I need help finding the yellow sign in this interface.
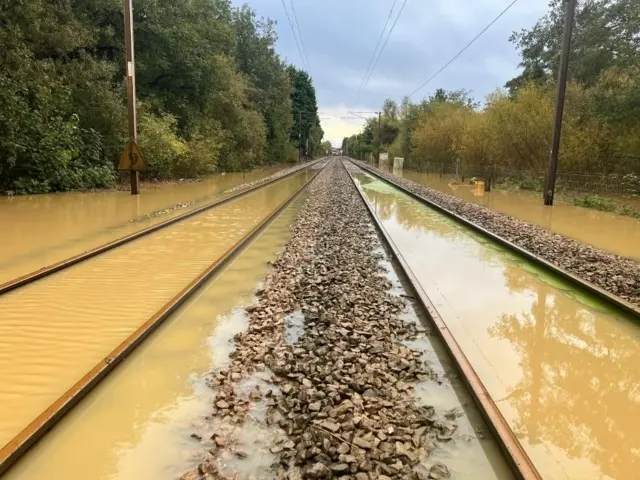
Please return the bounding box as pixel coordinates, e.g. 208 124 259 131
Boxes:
118 140 147 171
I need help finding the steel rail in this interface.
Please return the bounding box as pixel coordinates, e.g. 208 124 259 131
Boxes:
0 159 325 296
350 159 640 319
343 159 541 480
0 159 330 475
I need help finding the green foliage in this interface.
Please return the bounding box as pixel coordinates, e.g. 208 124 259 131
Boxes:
288 67 323 157
572 195 640 219
507 0 640 93
0 0 324 194
319 141 333 156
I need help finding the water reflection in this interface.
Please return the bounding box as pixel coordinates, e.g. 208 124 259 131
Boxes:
376 167 640 261
353 172 640 480
490 284 640 480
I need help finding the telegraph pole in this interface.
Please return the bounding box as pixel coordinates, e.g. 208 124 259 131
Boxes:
123 0 139 195
298 112 302 162
376 111 382 163
544 0 577 206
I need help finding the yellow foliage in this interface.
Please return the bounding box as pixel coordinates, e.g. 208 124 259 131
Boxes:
406 82 624 177
411 102 469 168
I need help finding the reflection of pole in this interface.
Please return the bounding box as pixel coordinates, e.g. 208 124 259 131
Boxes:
124 0 139 195
544 0 576 206
529 288 547 443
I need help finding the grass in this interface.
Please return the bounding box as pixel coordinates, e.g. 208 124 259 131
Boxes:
572 195 640 219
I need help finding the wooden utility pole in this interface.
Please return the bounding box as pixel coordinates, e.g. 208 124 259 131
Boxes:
298 112 302 162
124 0 139 195
376 111 381 163
544 0 577 206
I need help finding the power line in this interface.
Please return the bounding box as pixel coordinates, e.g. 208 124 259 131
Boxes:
407 0 520 98
280 0 309 71
358 0 409 104
289 1 312 72
353 0 397 109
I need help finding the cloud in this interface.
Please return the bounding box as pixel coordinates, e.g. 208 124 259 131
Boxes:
319 105 374 147
241 0 548 141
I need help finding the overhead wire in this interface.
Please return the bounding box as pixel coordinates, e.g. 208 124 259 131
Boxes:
280 0 309 72
357 0 410 106
407 0 521 98
352 0 397 109
289 1 312 73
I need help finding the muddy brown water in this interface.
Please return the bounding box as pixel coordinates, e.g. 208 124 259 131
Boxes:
2 194 307 479
0 165 286 285
0 169 312 451
353 171 640 480
377 166 640 261
3 175 511 479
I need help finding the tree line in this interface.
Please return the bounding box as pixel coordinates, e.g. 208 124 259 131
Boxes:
0 0 323 194
343 0 640 193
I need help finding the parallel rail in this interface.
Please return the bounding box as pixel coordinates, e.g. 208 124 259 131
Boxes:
351 159 640 319
0 159 323 296
343 160 541 480
0 159 328 475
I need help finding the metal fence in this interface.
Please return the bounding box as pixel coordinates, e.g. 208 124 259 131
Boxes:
403 160 640 195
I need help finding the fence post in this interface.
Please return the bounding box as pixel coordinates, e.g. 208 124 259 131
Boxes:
484 165 491 192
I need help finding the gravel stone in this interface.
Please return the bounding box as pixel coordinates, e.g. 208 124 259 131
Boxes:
353 160 640 307
187 160 452 479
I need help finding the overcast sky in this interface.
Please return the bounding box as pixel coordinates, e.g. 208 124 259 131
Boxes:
241 0 548 146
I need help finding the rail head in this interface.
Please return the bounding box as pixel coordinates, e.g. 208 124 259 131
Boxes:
349 159 640 320
0 159 331 476
341 159 542 480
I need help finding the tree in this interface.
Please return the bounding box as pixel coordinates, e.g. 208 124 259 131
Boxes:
0 0 310 192
320 141 332 156
507 0 640 94
288 66 323 158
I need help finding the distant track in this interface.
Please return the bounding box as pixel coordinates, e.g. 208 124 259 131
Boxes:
351 160 640 319
343 158 541 480
0 159 324 296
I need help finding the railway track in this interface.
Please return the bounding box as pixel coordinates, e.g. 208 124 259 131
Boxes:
0 159 324 296
343 160 539 479
3 158 636 479
352 160 639 319
344 158 640 480
0 159 329 474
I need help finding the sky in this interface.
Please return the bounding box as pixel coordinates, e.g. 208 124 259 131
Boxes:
241 0 549 147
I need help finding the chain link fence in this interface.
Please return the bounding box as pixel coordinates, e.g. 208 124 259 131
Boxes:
402 158 640 195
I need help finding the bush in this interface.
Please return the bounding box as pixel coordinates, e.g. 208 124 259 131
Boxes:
138 111 189 180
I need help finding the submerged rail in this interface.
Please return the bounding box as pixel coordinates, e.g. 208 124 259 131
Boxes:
0 159 324 296
351 160 640 319
343 160 541 480
0 160 329 475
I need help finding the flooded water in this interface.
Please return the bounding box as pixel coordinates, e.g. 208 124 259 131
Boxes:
379 167 640 261
3 194 306 480
352 171 640 480
0 165 286 284
0 169 312 450
375 247 512 479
